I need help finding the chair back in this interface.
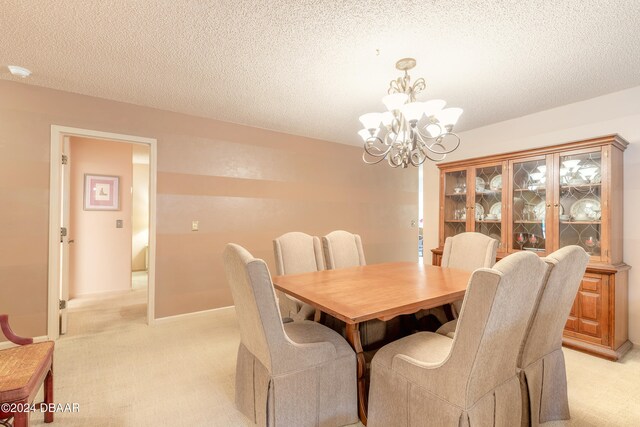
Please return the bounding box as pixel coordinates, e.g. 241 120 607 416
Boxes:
448 251 548 405
322 230 366 269
273 232 325 275
441 232 499 271
520 246 589 367
223 243 288 371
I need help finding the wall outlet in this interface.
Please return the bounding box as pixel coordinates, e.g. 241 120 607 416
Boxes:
116 219 123 228
192 220 199 231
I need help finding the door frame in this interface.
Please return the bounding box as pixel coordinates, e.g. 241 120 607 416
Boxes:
47 125 158 340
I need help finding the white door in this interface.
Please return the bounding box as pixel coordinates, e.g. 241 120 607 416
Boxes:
59 136 71 334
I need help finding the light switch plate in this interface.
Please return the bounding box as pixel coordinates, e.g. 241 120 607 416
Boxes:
192 220 199 231
116 219 123 228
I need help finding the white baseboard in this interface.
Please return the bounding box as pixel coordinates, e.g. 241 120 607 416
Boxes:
152 305 234 325
0 335 50 350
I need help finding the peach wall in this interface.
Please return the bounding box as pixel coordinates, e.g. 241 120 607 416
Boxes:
132 147 150 272
0 80 417 338
423 85 640 344
69 137 133 297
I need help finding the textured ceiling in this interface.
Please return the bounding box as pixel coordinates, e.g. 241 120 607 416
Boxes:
2 1 640 146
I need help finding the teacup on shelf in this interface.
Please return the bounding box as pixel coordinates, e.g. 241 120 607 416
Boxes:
574 214 589 221
486 214 497 220
559 214 570 221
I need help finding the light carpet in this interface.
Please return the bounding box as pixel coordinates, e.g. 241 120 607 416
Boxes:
25 290 639 426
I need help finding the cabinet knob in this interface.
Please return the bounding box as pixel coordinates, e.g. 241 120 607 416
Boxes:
554 203 559 207
546 204 551 208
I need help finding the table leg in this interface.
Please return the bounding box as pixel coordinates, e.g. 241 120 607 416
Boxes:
345 322 367 425
314 309 322 323
44 365 54 423
13 399 29 427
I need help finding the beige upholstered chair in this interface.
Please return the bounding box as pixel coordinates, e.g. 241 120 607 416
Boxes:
273 232 325 321
519 246 589 426
322 230 366 270
322 230 388 347
434 232 499 336
368 251 549 426
441 232 500 272
223 243 358 427
442 232 499 315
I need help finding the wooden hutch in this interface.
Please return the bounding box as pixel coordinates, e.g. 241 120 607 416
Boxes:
431 134 631 360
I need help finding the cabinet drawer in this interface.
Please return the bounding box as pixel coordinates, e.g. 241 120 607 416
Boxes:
581 276 601 293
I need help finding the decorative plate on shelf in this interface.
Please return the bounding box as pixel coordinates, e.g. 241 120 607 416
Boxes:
475 177 486 192
533 201 563 220
570 198 601 220
568 176 587 185
475 203 485 218
490 174 502 191
533 202 546 220
489 202 501 218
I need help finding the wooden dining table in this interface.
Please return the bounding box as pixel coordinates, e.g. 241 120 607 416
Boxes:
272 261 472 425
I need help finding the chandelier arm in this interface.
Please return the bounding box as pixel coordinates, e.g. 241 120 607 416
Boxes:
419 143 447 162
363 151 391 165
388 150 405 168
364 137 394 158
364 147 392 158
421 132 461 155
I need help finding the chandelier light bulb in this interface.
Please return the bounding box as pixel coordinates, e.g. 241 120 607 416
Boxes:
382 93 409 111
380 111 394 127
400 102 425 123
358 112 382 130
423 99 446 117
436 107 463 127
358 128 381 141
426 123 442 138
358 129 372 141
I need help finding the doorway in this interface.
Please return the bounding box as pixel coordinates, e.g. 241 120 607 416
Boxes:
48 126 157 340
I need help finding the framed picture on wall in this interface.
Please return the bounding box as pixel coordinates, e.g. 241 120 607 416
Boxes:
84 174 120 210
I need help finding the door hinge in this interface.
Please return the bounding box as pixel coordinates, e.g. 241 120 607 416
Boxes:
60 227 67 243
61 154 68 165
59 299 67 310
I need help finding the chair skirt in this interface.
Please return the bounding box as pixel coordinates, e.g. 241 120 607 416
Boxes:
520 348 570 427
235 343 357 426
368 363 522 427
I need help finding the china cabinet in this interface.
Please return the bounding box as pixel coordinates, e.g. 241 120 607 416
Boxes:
431 135 631 360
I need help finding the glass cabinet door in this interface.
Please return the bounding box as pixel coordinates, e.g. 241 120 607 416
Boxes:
556 149 603 260
510 157 550 254
442 169 468 242
473 164 504 249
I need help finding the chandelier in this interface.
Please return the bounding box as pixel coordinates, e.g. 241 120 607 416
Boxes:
359 58 463 168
